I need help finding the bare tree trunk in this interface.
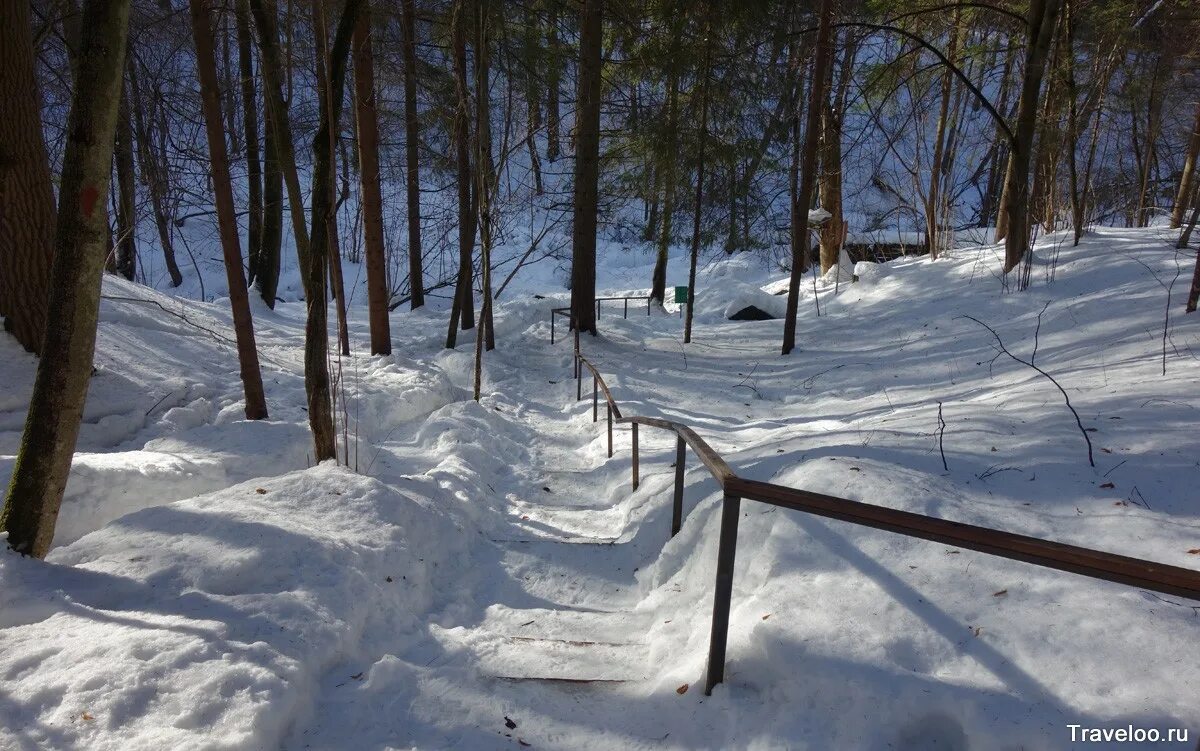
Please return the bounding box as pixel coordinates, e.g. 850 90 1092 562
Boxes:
0 0 57 354
818 30 854 274
446 0 475 348
1135 52 1170 227
258 88 283 305
400 0 424 308
546 4 560 163
235 0 263 287
683 13 712 345
1064 0 1084 245
981 38 1015 229
306 0 363 461
473 0 497 399
248 0 311 292
651 21 681 304
1171 101 1200 229
189 0 269 421
1002 0 1062 276
570 0 602 336
114 78 137 281
354 5 391 354
926 11 960 260
2 0 132 557
312 0 350 358
782 0 834 355
128 62 183 287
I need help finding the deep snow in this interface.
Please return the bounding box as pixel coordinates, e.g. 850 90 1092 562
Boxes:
1 228 1198 750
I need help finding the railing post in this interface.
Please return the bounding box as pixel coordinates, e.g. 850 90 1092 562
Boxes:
631 423 639 490
624 298 628 318
577 360 582 401
704 493 742 695
672 436 685 537
597 300 600 320
647 296 651 316
593 376 598 422
551 312 555 344
607 404 613 458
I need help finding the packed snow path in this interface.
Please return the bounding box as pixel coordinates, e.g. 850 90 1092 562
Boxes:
2 229 1198 749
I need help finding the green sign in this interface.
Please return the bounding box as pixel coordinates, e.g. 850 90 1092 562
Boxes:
674 285 689 304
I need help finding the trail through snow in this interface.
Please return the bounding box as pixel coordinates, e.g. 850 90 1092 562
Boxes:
1 228 1198 750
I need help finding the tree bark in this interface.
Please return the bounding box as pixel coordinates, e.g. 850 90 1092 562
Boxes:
782 0 834 356
1171 101 1200 229
651 16 681 304
114 78 137 281
926 12 960 260
473 0 496 399
128 61 183 287
400 0 424 309
570 0 602 336
1002 0 1061 275
235 0 263 288
189 0 269 421
684 13 712 345
248 0 312 292
258 98 283 305
446 0 475 348
354 5 391 354
2 0 132 557
546 4 560 163
0 0 57 354
312 0 351 359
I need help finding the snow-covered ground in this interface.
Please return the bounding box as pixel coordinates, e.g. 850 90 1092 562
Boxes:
2 228 1198 750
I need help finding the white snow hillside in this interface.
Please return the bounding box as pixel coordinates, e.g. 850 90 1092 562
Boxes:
1 228 1199 750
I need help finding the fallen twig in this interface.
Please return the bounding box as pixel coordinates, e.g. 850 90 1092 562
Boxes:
961 313 1094 467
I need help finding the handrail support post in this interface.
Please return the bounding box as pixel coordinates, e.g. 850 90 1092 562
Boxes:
704 493 741 695
607 404 613 457
631 423 639 489
672 436 685 537
593 376 598 422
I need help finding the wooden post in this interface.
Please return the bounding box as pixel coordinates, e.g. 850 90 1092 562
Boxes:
672 435 685 536
704 493 741 695
631 422 639 489
607 403 613 457
593 375 598 422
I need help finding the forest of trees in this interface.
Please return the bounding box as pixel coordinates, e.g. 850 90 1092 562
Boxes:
3 0 1200 556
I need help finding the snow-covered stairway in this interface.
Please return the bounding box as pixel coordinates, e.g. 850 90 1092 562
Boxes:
443 605 651 682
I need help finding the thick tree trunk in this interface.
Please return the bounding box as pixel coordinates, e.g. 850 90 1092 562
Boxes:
446 0 475 349
1002 0 1061 275
114 79 137 281
248 0 312 292
400 0 424 309
1171 101 1200 229
782 0 834 355
2 0 132 557
235 0 263 286
570 0 602 336
189 0 269 421
306 0 363 462
354 6 391 355
0 0 57 354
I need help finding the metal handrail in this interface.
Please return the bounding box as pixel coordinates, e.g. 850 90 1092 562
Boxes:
567 345 1200 696
550 293 660 344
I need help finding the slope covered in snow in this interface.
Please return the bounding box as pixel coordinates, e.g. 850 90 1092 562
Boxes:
1 228 1198 750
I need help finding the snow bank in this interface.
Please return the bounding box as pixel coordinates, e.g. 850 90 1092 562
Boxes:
0 465 470 750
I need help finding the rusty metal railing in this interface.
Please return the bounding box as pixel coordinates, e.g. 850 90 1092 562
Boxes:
565 339 1200 696
550 294 657 344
